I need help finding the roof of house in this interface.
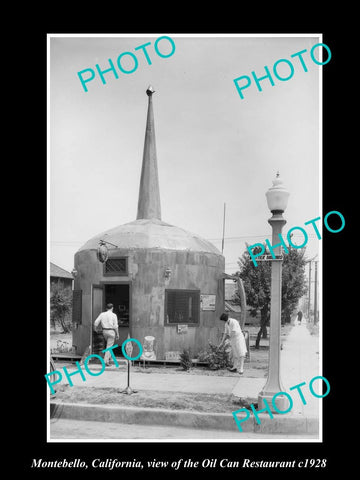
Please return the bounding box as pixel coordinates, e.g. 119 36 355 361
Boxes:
50 262 73 279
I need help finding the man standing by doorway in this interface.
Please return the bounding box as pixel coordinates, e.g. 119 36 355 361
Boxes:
94 303 119 366
219 313 247 375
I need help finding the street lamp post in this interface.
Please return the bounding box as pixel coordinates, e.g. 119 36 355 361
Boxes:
258 172 290 412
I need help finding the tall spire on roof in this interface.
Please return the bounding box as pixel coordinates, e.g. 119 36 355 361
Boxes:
136 85 162 220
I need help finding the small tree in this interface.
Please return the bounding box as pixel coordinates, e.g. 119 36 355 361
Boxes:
237 245 271 348
50 283 72 333
237 243 307 348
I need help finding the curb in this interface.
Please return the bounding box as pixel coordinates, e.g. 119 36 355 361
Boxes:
50 402 319 435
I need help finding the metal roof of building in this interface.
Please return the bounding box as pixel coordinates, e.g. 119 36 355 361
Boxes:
78 218 222 256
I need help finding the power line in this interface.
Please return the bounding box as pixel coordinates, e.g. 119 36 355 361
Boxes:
51 233 320 248
207 234 319 242
51 241 84 245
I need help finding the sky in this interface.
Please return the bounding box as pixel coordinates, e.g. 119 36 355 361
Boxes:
49 34 322 275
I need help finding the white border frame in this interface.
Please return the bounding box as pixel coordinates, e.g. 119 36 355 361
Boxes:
47 32 323 444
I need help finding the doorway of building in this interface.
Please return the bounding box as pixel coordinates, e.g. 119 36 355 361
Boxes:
92 283 131 358
104 283 130 357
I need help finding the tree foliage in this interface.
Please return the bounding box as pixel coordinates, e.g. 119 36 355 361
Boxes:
281 247 308 323
50 283 73 333
236 244 307 346
239 245 272 317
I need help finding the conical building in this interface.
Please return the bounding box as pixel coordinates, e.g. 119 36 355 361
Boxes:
72 87 226 359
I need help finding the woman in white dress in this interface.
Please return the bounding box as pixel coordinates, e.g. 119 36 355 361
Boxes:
219 313 247 374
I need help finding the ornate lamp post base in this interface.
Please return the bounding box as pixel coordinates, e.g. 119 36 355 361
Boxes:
258 392 289 413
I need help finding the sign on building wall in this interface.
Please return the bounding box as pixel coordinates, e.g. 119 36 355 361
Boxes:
200 294 216 311
165 351 181 361
177 324 188 334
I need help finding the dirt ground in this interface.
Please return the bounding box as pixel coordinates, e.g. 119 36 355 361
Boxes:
51 324 295 412
53 385 242 413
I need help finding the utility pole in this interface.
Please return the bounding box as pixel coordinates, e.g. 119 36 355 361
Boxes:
221 202 226 254
308 261 312 321
314 261 318 325
306 255 317 323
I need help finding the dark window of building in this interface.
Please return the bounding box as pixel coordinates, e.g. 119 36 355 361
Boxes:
165 289 200 324
72 290 82 324
104 257 128 276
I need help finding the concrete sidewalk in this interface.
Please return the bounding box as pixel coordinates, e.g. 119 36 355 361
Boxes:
53 361 247 394
50 319 321 437
280 320 321 416
232 319 321 417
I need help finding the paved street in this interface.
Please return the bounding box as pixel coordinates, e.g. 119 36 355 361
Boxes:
50 418 317 441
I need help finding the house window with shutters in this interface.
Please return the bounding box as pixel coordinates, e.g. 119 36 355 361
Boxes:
165 289 200 324
103 257 128 276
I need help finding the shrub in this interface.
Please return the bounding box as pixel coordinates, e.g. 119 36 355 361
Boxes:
50 283 72 333
179 349 193 371
197 341 232 370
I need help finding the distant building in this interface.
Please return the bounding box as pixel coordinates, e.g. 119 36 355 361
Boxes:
50 262 73 290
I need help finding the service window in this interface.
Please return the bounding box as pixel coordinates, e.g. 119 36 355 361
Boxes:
165 289 200 324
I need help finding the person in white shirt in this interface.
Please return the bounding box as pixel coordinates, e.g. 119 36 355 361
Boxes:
219 313 247 374
94 303 119 366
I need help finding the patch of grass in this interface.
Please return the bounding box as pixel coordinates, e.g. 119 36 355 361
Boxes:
53 385 242 413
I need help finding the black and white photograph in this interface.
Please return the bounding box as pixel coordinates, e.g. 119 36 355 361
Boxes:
21 28 350 474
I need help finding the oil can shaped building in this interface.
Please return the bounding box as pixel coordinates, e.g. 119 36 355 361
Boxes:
72 87 228 360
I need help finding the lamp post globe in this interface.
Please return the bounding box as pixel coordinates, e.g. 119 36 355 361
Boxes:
265 171 290 214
